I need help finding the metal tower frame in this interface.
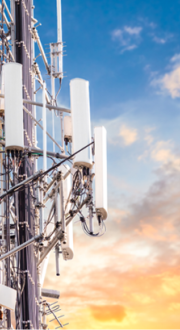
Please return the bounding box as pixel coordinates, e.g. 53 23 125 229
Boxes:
0 1 108 329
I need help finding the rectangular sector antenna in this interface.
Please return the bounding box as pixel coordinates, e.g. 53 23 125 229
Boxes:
94 126 108 220
0 284 17 310
70 78 92 168
4 63 24 151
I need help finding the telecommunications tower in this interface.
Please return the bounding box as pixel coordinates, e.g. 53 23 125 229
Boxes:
0 0 108 329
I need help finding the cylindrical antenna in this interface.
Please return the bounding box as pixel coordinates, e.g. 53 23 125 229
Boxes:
56 0 63 79
56 0 62 43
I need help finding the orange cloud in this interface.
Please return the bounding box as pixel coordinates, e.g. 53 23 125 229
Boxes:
119 124 138 145
151 140 180 170
43 167 180 329
90 305 126 322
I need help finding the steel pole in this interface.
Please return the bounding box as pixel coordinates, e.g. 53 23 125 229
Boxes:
0 234 42 262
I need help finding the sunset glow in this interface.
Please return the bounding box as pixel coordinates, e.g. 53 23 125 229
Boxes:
36 0 180 328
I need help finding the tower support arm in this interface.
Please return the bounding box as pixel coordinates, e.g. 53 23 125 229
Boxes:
0 234 42 261
0 170 42 201
32 28 50 75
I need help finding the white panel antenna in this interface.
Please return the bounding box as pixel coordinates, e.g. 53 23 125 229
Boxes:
0 284 16 311
4 63 24 151
70 78 92 168
94 126 108 220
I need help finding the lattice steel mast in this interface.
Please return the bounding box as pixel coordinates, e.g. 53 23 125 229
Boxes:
0 1 108 329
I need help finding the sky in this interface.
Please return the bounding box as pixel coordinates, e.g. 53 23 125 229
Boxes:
33 0 180 329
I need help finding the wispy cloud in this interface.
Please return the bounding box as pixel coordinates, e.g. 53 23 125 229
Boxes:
139 136 180 171
121 44 137 54
112 21 173 54
152 36 166 44
124 26 142 35
150 31 173 45
151 140 180 170
119 124 138 146
44 165 180 329
93 116 138 147
151 53 180 98
111 25 142 53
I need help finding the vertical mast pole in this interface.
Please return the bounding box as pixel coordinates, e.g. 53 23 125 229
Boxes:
10 0 15 60
56 0 64 150
5 154 11 328
57 0 63 78
51 46 55 153
43 82 47 174
56 0 62 43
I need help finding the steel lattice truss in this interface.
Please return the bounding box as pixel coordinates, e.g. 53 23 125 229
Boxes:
0 1 107 329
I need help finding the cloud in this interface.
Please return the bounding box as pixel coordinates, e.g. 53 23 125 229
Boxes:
112 21 172 55
145 134 154 146
112 25 142 53
44 164 180 329
90 305 126 322
124 26 142 35
160 68 180 98
151 140 180 170
121 167 180 245
153 36 166 44
151 31 173 45
108 207 128 224
93 116 138 147
151 53 180 98
171 54 180 64
121 44 137 53
149 22 156 29
119 124 138 145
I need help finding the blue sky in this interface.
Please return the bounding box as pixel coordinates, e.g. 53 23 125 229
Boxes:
32 1 180 328
34 0 180 209
35 0 180 109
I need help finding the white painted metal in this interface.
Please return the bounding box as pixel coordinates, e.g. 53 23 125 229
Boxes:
94 126 108 220
43 82 47 173
59 42 63 78
10 0 16 59
52 83 55 152
0 262 2 284
0 284 16 310
64 116 72 142
0 93 71 113
4 63 24 151
42 83 46 238
33 28 50 75
60 113 64 151
50 43 55 152
4 0 14 23
70 78 92 168
51 42 63 79
57 0 62 43
56 0 63 78
0 65 4 111
41 288 60 299
31 0 37 170
61 165 74 260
